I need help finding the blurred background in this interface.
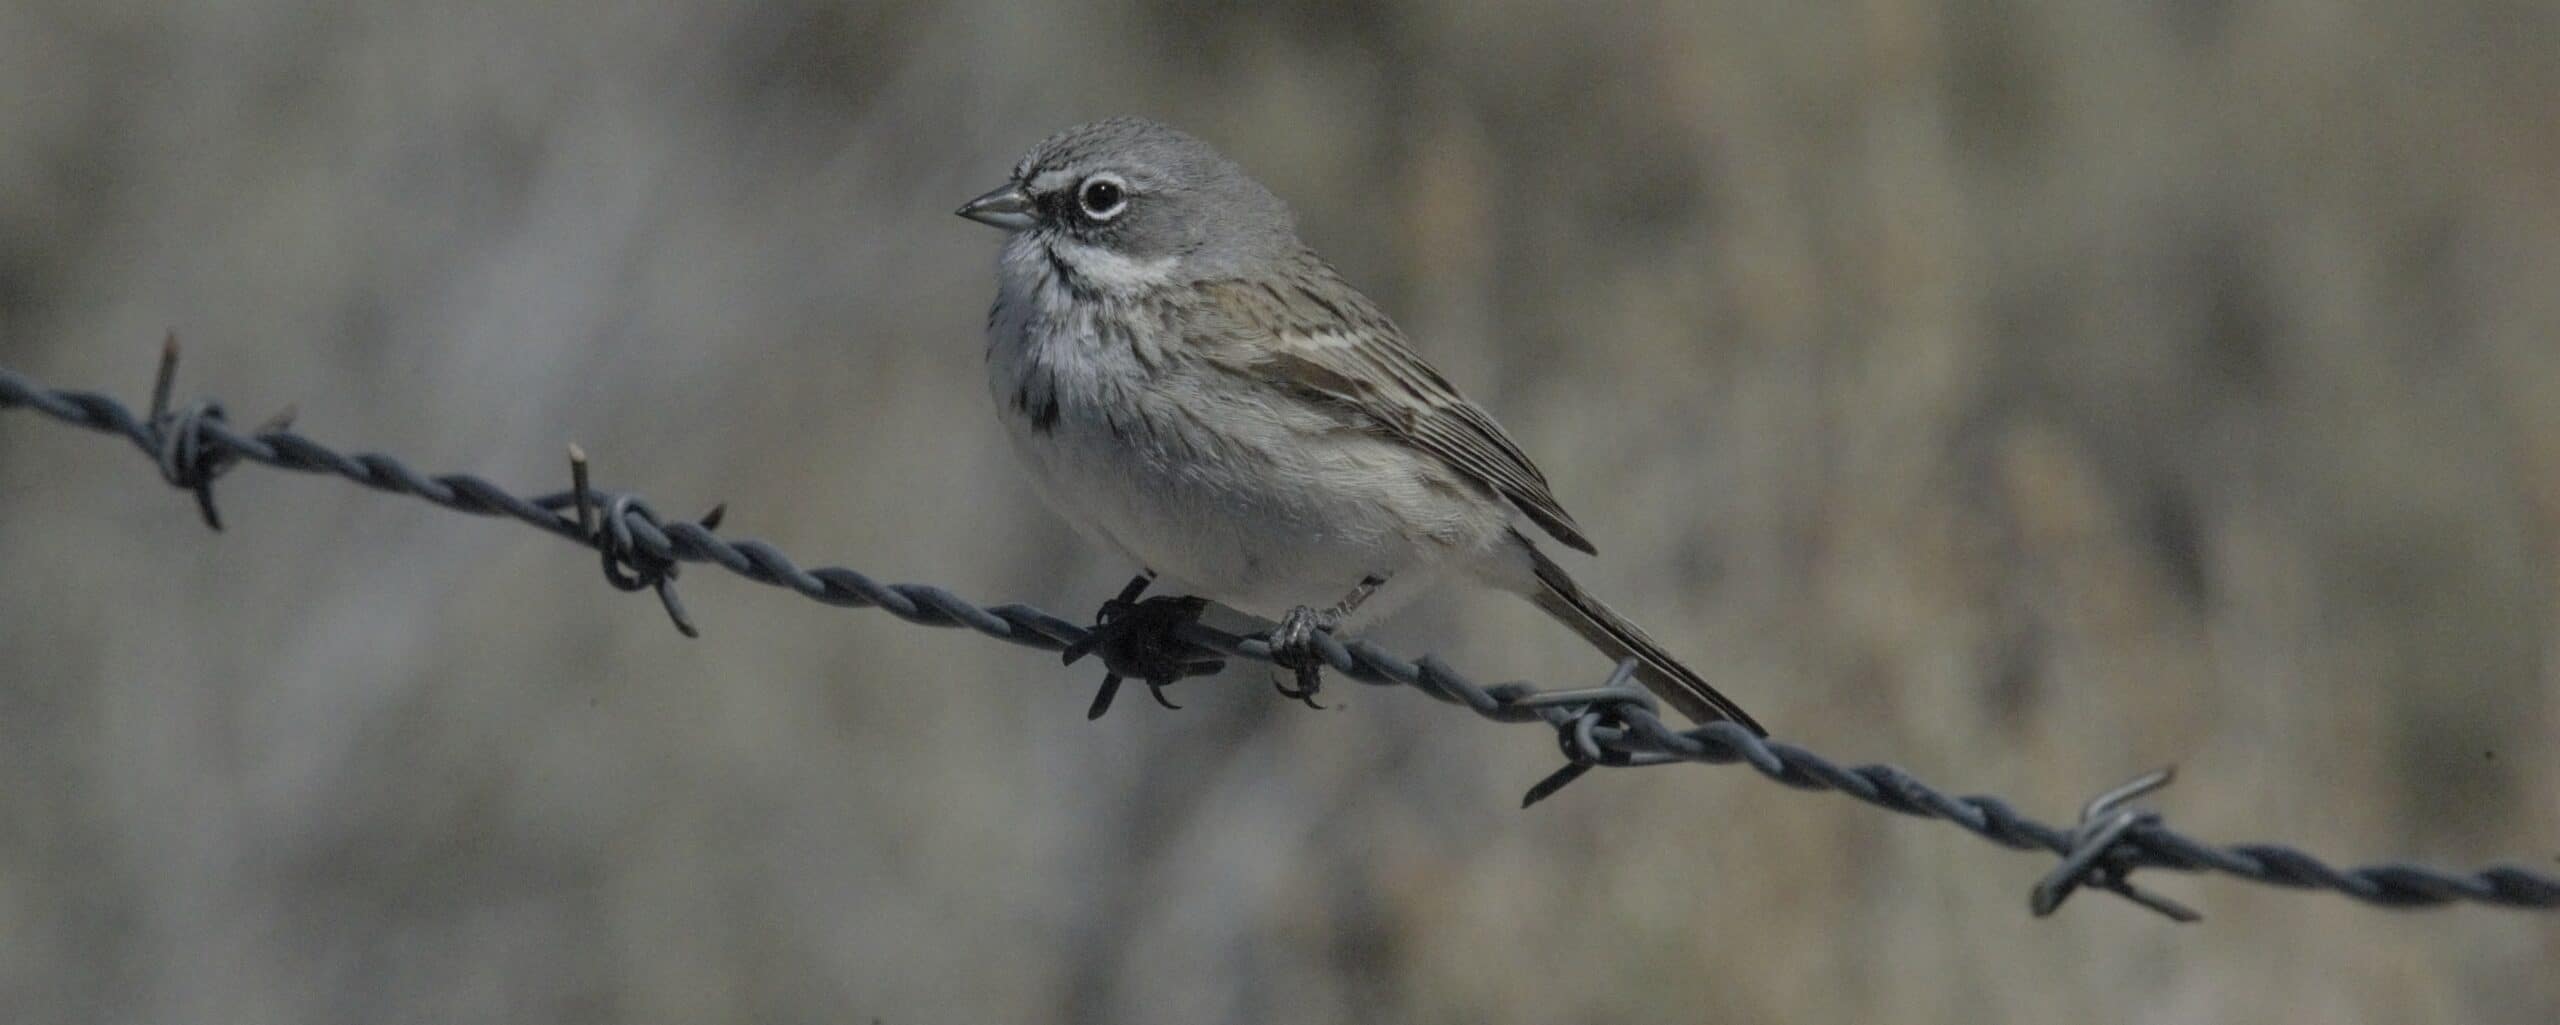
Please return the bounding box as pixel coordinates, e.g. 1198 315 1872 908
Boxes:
2 1 2556 1022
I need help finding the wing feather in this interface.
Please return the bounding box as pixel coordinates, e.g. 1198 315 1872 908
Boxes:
1191 258 1597 555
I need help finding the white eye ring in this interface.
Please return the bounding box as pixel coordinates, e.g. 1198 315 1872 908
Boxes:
1076 174 1129 221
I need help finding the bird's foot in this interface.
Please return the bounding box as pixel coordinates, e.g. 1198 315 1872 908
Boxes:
1267 605 1337 710
1063 584 1222 719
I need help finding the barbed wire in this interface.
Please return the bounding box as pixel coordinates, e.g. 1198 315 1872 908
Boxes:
5 340 2558 922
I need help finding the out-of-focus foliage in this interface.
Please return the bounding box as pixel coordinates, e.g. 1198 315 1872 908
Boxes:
1 2 2554 1022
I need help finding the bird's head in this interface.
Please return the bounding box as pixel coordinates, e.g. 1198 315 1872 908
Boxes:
957 117 1298 288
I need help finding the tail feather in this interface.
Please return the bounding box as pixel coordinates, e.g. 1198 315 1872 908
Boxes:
1522 546 1767 736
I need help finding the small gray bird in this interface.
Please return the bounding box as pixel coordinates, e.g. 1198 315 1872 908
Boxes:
958 116 1763 734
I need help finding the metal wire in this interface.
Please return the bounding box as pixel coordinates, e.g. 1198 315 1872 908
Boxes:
6 345 2558 921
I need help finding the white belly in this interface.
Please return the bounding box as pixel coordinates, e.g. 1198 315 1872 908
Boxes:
1002 404 1477 617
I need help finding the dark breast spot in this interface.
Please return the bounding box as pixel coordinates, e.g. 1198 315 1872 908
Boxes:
1017 384 1060 434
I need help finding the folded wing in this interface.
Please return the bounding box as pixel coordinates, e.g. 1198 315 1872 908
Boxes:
1191 259 1597 555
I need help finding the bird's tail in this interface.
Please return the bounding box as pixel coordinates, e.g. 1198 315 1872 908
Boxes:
1520 544 1767 735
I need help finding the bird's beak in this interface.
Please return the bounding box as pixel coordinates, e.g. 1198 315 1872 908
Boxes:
955 184 1036 230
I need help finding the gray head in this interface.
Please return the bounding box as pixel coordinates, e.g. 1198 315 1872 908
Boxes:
957 117 1299 281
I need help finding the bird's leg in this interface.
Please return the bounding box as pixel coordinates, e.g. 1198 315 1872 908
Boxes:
1269 574 1386 709
1063 570 1222 718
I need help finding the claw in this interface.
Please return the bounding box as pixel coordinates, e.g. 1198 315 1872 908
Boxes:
1274 664 1325 709
1266 604 1335 710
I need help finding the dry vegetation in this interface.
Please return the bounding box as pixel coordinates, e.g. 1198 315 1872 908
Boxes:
2 1 2555 1022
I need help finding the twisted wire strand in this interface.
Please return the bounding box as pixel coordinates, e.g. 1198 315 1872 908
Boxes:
6 357 2557 919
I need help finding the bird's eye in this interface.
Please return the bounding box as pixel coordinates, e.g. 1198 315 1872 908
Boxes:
1077 176 1127 220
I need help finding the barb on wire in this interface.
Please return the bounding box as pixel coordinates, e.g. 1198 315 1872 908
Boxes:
5 345 2560 922
1059 574 1227 718
2032 768 2201 921
145 333 297 530
567 443 727 637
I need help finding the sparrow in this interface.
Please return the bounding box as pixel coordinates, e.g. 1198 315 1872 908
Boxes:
957 117 1763 734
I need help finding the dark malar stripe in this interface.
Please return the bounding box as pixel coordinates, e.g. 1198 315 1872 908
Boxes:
1041 244 1101 304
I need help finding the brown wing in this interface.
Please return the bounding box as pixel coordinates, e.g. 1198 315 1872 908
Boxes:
1193 260 1597 555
